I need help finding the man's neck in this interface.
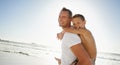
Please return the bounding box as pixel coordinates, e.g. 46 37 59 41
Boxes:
62 25 71 29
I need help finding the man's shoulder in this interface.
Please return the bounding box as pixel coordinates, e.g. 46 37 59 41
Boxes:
63 32 80 41
63 32 81 47
65 32 78 35
64 32 79 37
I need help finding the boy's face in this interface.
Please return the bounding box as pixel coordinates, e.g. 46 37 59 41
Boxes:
72 17 85 29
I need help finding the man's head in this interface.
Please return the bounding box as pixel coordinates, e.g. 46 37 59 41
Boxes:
58 7 72 28
72 14 86 29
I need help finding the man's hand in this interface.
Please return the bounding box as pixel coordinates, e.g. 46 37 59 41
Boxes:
55 57 61 65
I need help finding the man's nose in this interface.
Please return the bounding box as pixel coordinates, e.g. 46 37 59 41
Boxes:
59 18 64 22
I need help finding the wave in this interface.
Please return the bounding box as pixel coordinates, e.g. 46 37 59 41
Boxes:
97 52 120 61
0 50 29 56
0 39 120 62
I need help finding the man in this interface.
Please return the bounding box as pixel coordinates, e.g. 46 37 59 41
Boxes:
56 7 92 65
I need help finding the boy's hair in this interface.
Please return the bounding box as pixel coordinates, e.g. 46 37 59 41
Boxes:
61 7 72 18
73 14 85 21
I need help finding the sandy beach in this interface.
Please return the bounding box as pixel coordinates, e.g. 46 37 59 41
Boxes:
0 50 58 65
0 40 59 65
0 40 120 65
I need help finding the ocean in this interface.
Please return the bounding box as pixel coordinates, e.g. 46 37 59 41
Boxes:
0 40 120 65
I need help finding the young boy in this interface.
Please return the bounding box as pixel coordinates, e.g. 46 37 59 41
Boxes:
57 14 97 65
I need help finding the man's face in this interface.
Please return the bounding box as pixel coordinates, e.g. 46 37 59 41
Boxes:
72 17 85 29
58 11 71 28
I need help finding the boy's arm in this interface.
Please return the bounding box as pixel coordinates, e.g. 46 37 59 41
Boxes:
64 28 80 34
57 31 65 40
64 28 87 35
70 43 92 65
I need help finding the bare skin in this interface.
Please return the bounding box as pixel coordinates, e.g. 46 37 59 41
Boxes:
64 17 97 60
64 28 97 60
55 43 92 65
55 57 61 65
70 43 92 65
57 16 97 64
56 10 92 65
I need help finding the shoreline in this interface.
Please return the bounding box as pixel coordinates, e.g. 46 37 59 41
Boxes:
0 40 120 65
0 51 58 65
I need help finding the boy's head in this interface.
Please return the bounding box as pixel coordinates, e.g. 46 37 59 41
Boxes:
72 14 86 29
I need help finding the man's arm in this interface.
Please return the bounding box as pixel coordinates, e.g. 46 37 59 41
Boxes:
70 43 92 65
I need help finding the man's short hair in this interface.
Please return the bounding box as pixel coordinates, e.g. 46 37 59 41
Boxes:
61 7 72 18
73 14 85 21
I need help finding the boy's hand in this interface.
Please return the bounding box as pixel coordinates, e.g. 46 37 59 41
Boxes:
57 31 64 40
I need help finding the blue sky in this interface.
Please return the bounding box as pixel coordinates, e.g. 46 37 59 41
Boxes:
0 0 120 53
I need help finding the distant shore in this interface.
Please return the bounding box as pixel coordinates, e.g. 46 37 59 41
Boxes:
0 39 120 65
